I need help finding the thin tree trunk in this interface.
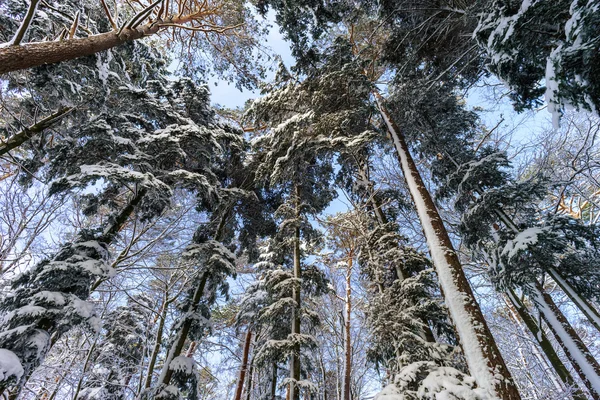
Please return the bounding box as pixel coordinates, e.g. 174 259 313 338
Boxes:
374 93 520 400
342 257 352 400
71 339 98 400
547 268 600 333
271 363 278 400
234 330 253 400
156 273 208 386
144 292 169 389
155 204 231 388
0 107 73 156
289 185 302 400
244 355 255 400
357 161 436 342
531 282 600 398
505 289 585 399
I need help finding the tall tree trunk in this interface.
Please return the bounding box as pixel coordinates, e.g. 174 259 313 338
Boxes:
374 93 520 400
244 355 255 400
531 283 600 399
271 363 278 400
356 161 436 342
505 289 586 399
289 185 302 400
342 257 352 400
155 204 231 388
234 330 253 400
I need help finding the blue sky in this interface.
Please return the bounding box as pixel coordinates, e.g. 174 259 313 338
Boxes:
209 10 294 108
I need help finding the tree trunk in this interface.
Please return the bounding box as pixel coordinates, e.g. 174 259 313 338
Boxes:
144 292 169 389
271 362 278 400
0 30 136 75
289 185 302 400
357 161 436 342
505 289 585 399
531 282 600 398
234 330 253 400
493 208 600 333
0 188 146 396
156 273 208 387
547 268 600 333
244 355 255 400
155 204 231 387
342 257 352 400
0 9 217 75
374 93 520 400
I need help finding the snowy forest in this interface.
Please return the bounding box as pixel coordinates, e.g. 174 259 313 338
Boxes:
0 0 599 399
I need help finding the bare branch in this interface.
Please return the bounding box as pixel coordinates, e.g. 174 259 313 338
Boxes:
10 0 41 46
100 0 118 30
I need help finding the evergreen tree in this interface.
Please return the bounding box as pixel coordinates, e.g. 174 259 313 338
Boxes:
0 73 230 394
0 0 263 82
77 294 154 399
475 0 600 120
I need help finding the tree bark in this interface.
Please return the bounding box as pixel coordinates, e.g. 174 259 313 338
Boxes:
289 184 302 400
234 330 253 400
374 93 520 400
531 282 600 399
0 30 140 75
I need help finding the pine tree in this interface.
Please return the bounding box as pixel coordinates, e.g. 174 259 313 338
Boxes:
0 0 262 80
245 62 343 400
475 0 600 121
76 294 154 399
0 73 232 394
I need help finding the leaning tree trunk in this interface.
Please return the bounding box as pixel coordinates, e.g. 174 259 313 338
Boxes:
546 267 600 333
505 289 586 399
493 208 600 333
531 282 600 399
144 290 170 389
289 184 302 400
234 330 253 400
356 161 436 342
156 273 208 387
374 93 521 400
155 204 231 388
